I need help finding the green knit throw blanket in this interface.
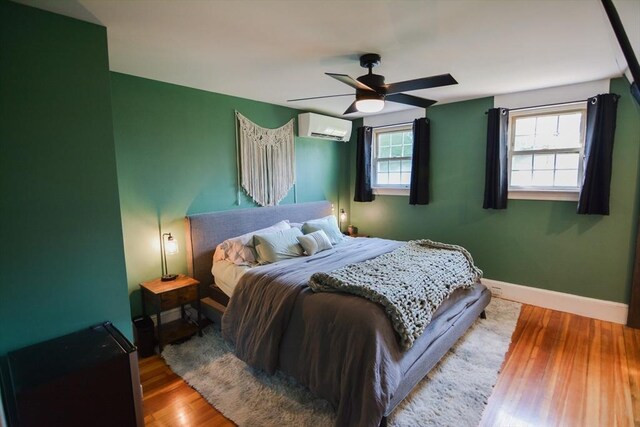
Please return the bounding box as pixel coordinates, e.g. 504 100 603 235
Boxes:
309 240 483 349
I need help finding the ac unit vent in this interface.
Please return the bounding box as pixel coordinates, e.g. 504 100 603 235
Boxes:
298 113 352 142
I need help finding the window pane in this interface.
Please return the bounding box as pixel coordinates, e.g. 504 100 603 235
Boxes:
556 153 580 169
533 117 558 150
388 172 401 184
401 160 412 173
533 154 555 170
391 145 403 157
535 116 558 138
512 154 532 170
514 135 534 150
379 146 391 158
553 132 581 149
389 160 401 172
515 117 535 135
378 133 390 147
391 132 403 145
555 170 579 187
559 113 581 131
555 113 582 149
378 160 389 173
402 142 413 157
511 170 532 186
377 173 389 185
400 172 411 185
532 170 554 186
403 132 413 144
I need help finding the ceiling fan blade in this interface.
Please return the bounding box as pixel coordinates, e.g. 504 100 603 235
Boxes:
287 93 353 102
386 93 437 109
326 73 374 91
343 101 359 115
385 73 457 94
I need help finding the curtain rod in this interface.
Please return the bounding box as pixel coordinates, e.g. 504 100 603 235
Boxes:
484 99 587 115
369 120 417 129
484 95 620 114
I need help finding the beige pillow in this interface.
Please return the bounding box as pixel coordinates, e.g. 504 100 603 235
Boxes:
213 220 290 265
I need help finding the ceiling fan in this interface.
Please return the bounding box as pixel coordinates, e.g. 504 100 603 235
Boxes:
288 53 458 115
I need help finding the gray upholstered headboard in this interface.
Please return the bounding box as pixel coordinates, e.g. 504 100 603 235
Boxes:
185 201 333 288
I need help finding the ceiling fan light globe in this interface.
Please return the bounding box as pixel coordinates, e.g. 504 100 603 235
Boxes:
355 99 384 113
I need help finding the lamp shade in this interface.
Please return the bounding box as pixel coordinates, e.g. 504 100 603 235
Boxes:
339 208 347 223
160 232 179 281
356 98 384 113
165 235 178 255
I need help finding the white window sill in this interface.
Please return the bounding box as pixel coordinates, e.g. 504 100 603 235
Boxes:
373 187 410 196
508 189 579 202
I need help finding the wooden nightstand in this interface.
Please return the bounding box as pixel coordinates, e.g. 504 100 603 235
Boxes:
140 274 202 352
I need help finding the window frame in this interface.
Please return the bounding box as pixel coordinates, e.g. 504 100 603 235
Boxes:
507 102 587 202
371 123 414 196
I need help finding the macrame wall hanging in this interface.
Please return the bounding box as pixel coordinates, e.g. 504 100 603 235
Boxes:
235 111 296 207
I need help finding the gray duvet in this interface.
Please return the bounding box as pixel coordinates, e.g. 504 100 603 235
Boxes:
222 237 481 427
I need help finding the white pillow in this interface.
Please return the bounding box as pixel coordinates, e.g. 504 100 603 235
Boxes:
302 215 345 245
288 222 303 230
254 227 304 264
213 220 291 265
297 230 332 256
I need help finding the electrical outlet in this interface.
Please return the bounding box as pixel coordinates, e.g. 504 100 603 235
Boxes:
491 286 503 297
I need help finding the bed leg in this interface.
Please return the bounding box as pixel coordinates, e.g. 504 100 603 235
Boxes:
480 310 487 319
379 416 388 427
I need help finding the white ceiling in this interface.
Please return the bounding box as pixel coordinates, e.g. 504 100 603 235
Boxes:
16 0 640 118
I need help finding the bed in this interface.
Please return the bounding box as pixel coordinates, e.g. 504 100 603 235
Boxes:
185 201 491 427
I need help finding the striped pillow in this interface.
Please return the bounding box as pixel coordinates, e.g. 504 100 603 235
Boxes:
297 230 333 256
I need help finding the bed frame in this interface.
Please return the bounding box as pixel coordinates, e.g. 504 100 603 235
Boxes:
184 200 490 425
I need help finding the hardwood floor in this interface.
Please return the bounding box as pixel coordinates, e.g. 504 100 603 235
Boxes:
481 304 640 427
139 353 235 426
140 303 640 427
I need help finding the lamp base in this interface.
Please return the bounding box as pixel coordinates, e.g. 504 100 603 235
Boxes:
161 274 178 282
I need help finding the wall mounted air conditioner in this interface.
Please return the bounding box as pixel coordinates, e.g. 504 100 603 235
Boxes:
298 113 353 142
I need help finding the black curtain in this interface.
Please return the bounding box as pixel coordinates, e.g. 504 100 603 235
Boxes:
354 126 373 202
577 93 619 215
409 117 430 205
483 108 509 209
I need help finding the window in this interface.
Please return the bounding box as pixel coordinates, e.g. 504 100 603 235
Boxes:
372 124 413 195
508 102 587 201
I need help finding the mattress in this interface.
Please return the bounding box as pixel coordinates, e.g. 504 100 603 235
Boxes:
211 260 251 297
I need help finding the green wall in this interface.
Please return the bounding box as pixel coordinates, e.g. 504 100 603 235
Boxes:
110 73 351 316
349 78 640 304
0 1 132 355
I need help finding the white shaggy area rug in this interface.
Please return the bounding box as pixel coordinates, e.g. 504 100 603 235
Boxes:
162 298 521 427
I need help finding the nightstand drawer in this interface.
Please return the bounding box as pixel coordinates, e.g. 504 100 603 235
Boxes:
160 285 197 310
160 290 179 310
178 285 197 304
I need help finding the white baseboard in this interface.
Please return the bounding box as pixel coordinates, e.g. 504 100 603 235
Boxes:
482 278 629 324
